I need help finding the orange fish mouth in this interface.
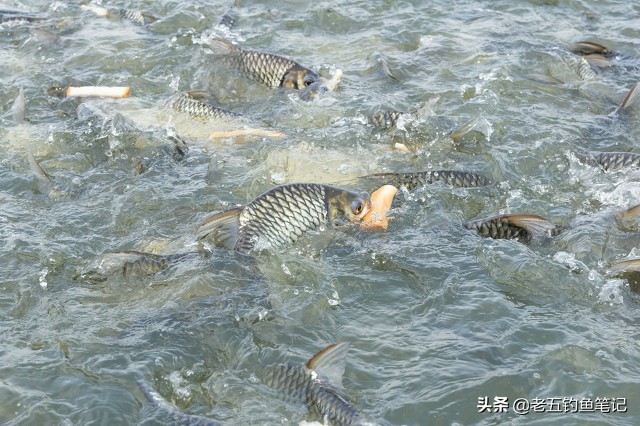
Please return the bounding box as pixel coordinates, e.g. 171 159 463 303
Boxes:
360 185 399 231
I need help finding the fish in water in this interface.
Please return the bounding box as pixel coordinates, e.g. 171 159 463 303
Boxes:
299 69 343 101
615 203 640 231
168 91 245 122
570 41 614 57
75 251 194 282
260 342 362 426
365 170 491 191
81 4 158 25
197 183 371 254
136 377 223 426
610 259 640 292
12 86 25 122
464 213 561 243
0 9 44 24
206 37 320 89
583 151 640 171
368 110 403 131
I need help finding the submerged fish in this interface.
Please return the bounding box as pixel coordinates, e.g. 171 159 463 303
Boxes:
76 251 194 282
168 91 244 122
366 170 491 191
464 213 561 242
576 56 597 80
137 378 223 426
0 9 44 24
585 151 640 171
368 110 403 131
206 37 320 89
197 183 371 254
260 342 362 426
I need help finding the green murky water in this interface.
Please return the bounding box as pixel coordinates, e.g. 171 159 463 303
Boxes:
1 1 640 425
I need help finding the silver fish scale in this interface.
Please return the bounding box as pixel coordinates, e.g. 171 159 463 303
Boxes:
369 111 403 130
593 152 640 171
225 50 297 88
262 363 360 426
390 170 490 190
235 184 327 253
465 217 530 242
169 93 242 121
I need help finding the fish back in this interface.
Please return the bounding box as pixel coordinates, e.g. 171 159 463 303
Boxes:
226 49 298 88
592 152 640 171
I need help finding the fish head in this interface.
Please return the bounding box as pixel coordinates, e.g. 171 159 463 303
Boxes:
325 187 372 224
281 64 320 90
299 80 329 101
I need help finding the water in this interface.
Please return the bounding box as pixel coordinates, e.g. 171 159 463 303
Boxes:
1 0 640 425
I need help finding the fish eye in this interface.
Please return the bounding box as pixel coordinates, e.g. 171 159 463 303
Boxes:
303 74 316 86
351 199 364 215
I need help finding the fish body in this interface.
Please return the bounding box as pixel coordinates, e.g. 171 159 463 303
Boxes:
169 92 244 122
589 151 640 171
570 41 614 57
368 111 403 130
260 342 362 426
137 378 223 426
464 213 561 242
112 9 158 25
207 37 320 89
197 183 371 254
0 10 44 24
76 251 193 282
576 57 596 80
368 170 491 190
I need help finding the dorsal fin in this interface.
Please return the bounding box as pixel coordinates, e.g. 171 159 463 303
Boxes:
197 207 243 249
503 213 560 237
305 341 350 389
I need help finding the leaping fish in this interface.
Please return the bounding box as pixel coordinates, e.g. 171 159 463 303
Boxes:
197 183 371 254
259 342 363 426
205 37 320 90
464 213 562 243
364 170 492 191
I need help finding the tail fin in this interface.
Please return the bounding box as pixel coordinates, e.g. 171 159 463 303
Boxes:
197 207 242 249
306 341 350 389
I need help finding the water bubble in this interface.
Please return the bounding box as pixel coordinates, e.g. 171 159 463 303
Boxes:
38 268 48 290
281 263 291 276
293 289 299 295
248 374 260 384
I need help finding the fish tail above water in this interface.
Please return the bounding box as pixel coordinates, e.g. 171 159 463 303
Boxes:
612 81 640 115
261 342 362 426
365 170 492 190
464 213 561 242
197 206 243 249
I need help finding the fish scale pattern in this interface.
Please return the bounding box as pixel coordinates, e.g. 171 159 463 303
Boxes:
235 183 327 253
593 152 640 171
225 49 297 88
261 363 360 426
390 170 491 190
169 93 242 121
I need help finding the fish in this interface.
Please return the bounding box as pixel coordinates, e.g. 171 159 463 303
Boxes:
137 377 223 426
615 203 640 230
197 183 371 254
75 251 194 282
365 170 492 191
0 9 44 24
570 41 614 57
612 81 640 115
27 152 52 186
299 69 343 101
206 37 320 89
585 151 640 171
217 9 236 28
610 259 640 292
81 4 157 25
11 87 25 122
464 213 561 243
259 342 362 426
576 57 596 80
368 110 403 130
168 91 245 122
449 117 482 142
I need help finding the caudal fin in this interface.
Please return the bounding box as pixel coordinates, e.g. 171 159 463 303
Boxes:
306 341 350 389
197 207 242 249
